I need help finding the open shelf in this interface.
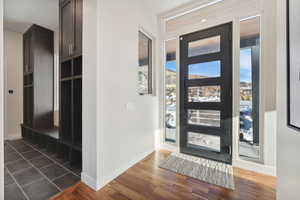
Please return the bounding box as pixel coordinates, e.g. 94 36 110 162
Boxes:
73 56 82 76
57 0 82 168
24 73 33 85
24 84 33 88
73 79 82 147
69 148 82 166
59 54 82 155
60 80 72 143
24 87 33 127
60 75 82 82
61 60 72 78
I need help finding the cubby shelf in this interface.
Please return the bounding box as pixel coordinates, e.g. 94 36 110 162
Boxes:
59 56 82 154
59 0 82 166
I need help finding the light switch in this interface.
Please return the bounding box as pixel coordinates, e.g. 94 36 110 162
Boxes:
126 102 135 111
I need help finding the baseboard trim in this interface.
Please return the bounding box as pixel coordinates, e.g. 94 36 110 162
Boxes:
81 172 101 191
159 143 180 152
233 159 276 177
100 149 154 189
4 133 22 140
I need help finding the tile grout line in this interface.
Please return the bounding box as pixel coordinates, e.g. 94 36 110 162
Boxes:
39 162 57 170
7 154 53 175
5 155 26 166
7 142 63 193
16 148 35 155
23 141 81 190
21 177 45 188
5 166 31 200
50 172 71 182
9 166 33 175
4 157 24 165
24 141 81 178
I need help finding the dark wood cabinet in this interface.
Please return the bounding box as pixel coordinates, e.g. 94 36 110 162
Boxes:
22 25 54 130
23 32 32 74
21 2 82 171
60 0 82 61
59 0 82 158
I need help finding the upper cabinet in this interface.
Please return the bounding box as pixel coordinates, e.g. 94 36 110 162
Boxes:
60 0 82 60
23 25 54 129
23 31 32 74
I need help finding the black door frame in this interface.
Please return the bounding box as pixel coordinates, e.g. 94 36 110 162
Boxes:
179 22 233 164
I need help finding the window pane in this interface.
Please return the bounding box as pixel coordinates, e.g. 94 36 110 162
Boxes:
239 17 260 160
188 110 220 127
188 36 221 57
187 132 220 152
188 61 221 79
188 86 221 102
165 39 177 143
138 31 152 94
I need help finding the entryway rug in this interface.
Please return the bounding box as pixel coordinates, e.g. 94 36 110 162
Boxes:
159 152 235 190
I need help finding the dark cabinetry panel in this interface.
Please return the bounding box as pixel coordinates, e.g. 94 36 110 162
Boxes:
22 25 54 130
59 0 82 171
23 31 32 73
74 0 82 56
59 0 82 154
60 0 82 60
59 57 82 150
60 80 72 142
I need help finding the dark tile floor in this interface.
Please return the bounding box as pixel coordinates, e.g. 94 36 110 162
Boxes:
4 139 81 200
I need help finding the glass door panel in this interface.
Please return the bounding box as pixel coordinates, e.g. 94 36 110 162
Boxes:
188 61 221 79
188 109 221 127
188 86 221 102
188 36 221 57
187 132 221 152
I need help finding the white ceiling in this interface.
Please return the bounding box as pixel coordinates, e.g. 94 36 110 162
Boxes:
3 0 194 33
4 0 59 33
142 0 195 14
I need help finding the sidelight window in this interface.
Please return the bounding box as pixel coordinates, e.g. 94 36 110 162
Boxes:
239 16 261 161
165 39 177 143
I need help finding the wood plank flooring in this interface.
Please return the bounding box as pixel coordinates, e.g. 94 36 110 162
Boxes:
50 150 276 200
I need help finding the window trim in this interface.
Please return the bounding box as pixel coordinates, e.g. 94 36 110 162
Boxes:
138 28 155 95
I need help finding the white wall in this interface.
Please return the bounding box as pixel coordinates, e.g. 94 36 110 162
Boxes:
81 0 159 189
277 0 300 199
97 0 159 187
81 0 101 190
3 30 23 140
0 0 5 198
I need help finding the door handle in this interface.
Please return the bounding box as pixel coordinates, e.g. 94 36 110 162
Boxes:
69 44 74 55
70 44 73 55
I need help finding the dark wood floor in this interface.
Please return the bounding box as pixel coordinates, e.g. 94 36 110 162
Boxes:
50 150 276 200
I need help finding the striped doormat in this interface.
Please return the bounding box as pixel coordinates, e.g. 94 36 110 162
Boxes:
159 152 235 190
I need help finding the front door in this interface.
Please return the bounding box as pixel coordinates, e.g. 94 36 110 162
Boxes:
180 23 233 164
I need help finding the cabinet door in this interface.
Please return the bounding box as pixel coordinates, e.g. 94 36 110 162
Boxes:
59 0 67 4
23 33 31 73
60 0 75 59
74 0 82 55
